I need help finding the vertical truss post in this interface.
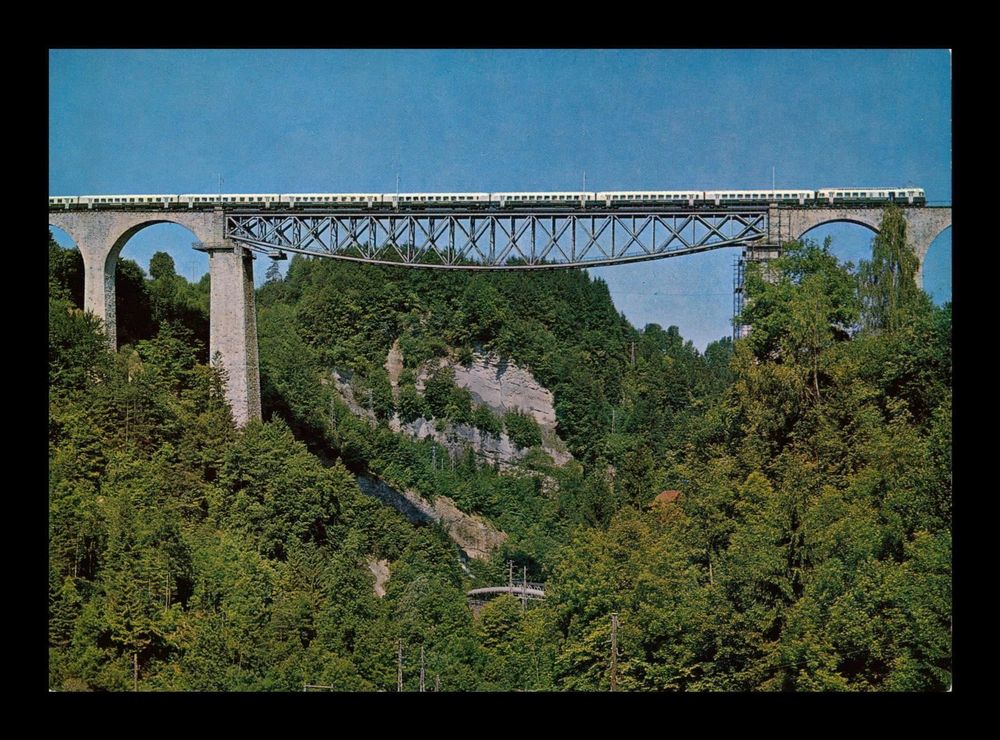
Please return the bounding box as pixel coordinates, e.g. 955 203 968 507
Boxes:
449 216 455 264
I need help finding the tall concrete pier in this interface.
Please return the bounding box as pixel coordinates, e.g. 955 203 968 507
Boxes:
197 240 262 425
48 209 262 427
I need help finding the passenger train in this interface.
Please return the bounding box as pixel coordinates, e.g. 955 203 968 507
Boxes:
48 187 926 210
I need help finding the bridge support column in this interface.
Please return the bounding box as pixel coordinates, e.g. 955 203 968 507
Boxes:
79 241 120 350
767 203 783 245
199 240 262 427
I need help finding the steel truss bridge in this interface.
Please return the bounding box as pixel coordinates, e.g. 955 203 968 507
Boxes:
224 208 770 268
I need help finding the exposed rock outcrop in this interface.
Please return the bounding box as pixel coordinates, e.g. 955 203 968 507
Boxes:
333 349 572 468
384 339 404 402
356 474 507 561
367 558 390 598
389 416 523 469
417 353 559 432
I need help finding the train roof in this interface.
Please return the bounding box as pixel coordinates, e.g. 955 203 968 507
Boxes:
704 188 815 193
817 186 922 191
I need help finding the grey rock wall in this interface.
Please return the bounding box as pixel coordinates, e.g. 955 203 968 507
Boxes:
355 474 507 560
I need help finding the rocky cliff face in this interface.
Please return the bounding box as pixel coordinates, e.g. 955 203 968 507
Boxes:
389 416 521 468
333 372 548 469
336 349 569 559
419 353 559 432
356 474 507 560
333 349 572 468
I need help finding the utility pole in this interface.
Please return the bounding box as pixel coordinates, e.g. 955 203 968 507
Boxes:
435 675 441 692
397 640 403 692
630 340 635 367
610 613 619 692
522 565 528 611
508 560 513 590
420 645 426 693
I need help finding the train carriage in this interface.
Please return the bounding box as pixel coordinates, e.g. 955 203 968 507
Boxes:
281 193 382 208
494 192 594 207
598 191 702 206
816 187 925 205
82 194 179 209
703 190 815 205
389 193 491 207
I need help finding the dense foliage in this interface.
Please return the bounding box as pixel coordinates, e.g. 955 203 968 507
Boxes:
49 206 951 691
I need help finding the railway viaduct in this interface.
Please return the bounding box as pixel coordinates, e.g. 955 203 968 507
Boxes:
49 203 951 427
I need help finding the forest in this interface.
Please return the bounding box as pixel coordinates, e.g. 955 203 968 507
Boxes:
48 204 951 691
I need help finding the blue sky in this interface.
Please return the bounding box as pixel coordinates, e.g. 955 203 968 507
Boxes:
49 49 951 350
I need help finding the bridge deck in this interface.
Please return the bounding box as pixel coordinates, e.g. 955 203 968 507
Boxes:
466 585 547 600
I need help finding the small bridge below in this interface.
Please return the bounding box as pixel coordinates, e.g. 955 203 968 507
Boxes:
467 562 546 614
466 584 547 601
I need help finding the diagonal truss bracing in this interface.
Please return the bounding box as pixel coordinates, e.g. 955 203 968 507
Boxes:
225 209 768 269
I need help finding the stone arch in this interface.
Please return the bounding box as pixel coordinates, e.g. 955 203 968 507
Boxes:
794 216 881 241
114 220 214 350
785 209 883 244
48 210 225 349
775 206 953 290
47 209 260 426
792 220 883 274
